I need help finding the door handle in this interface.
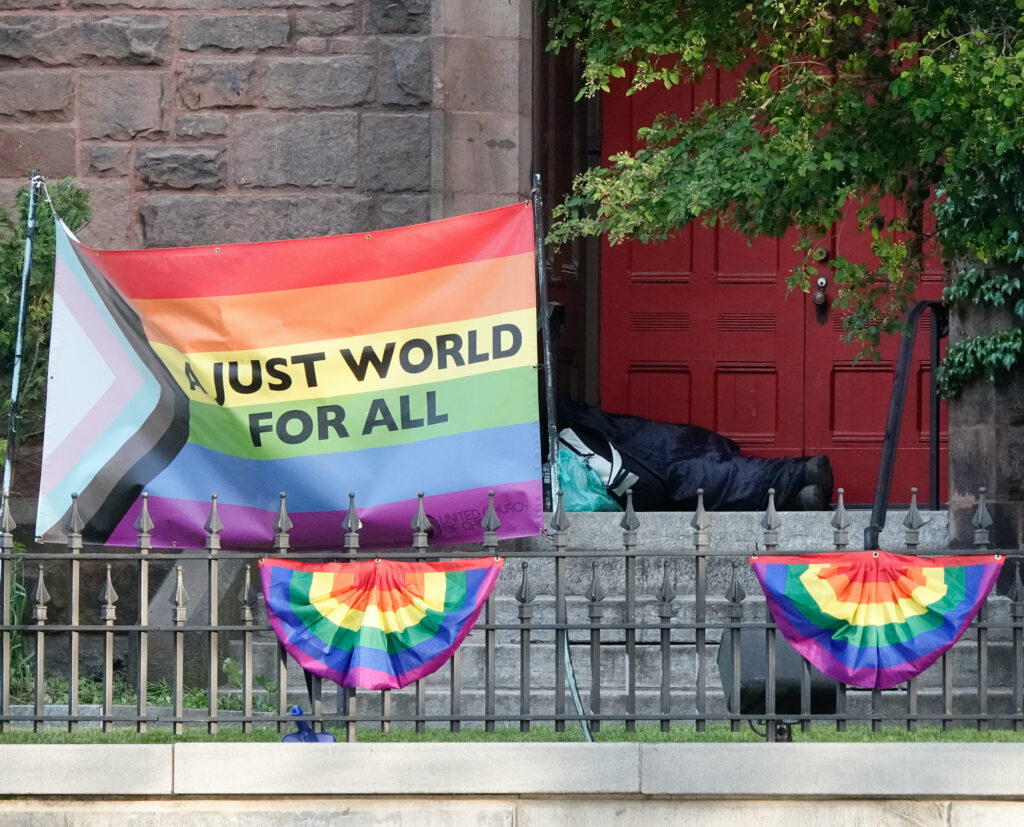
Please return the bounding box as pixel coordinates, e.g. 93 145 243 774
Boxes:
813 276 828 325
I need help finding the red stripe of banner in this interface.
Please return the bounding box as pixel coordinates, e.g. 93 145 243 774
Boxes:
85 203 535 300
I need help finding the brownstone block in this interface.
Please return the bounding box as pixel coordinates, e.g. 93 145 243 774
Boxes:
365 0 429 34
179 14 290 51
375 193 430 229
294 8 357 36
0 71 74 121
0 126 75 177
75 179 132 250
75 0 344 8
0 0 62 9
234 113 358 187
135 146 226 190
378 39 430 107
137 193 372 246
263 57 374 108
178 59 258 109
84 144 130 177
0 14 171 65
175 113 229 140
359 113 430 192
80 70 168 140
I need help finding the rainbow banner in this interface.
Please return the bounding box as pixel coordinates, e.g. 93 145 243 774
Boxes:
259 556 503 689
36 204 543 549
751 550 1003 690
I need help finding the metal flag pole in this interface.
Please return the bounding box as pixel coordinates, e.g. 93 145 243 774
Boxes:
531 172 560 511
1 173 44 511
531 176 588 739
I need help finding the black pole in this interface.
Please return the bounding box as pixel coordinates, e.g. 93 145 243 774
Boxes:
531 173 559 510
864 299 945 549
929 305 947 511
2 173 43 508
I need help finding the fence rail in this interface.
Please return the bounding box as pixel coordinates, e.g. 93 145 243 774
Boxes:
2 487 1021 742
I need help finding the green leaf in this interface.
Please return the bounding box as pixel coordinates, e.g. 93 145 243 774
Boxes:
222 658 243 690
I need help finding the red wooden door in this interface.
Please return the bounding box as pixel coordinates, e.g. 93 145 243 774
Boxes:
600 75 947 505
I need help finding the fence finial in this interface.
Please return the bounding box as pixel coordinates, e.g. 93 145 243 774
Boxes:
586 560 605 605
273 492 292 553
204 494 223 552
344 492 361 553
482 491 500 553
65 492 84 544
171 565 188 624
761 488 780 550
691 489 710 551
32 563 50 622
1008 561 1024 605
239 564 257 623
0 492 16 537
1010 562 1024 629
410 492 430 551
515 560 535 606
551 489 571 533
99 564 118 623
657 559 676 606
973 486 993 549
134 492 154 549
725 560 746 607
831 488 850 549
621 489 640 532
904 487 924 550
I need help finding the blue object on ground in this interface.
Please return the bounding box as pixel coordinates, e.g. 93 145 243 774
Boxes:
281 704 337 742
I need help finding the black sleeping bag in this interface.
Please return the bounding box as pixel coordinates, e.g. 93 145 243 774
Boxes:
558 400 817 511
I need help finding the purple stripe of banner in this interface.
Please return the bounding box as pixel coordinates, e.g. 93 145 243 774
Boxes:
105 480 543 550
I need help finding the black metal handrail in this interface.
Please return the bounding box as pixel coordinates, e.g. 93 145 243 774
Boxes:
865 299 949 549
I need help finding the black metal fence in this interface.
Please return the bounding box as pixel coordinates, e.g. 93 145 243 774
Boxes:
2 488 1021 742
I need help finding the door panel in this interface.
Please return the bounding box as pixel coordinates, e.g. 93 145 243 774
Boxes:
602 217 807 459
600 75 947 505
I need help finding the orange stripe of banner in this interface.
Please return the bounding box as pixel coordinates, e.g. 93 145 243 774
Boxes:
87 202 535 300
820 568 930 605
821 568 929 591
135 252 536 354
817 563 929 589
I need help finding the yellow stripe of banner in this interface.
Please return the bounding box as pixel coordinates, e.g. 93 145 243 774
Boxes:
307 572 362 630
800 565 949 626
308 571 448 634
149 309 537 408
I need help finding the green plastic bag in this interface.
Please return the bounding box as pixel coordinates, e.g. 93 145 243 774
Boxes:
557 445 622 511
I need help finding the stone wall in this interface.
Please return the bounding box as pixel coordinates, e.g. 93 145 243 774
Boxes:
3 743 1024 826
947 299 1024 566
0 0 534 250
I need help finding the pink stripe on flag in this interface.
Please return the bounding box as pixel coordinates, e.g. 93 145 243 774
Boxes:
105 481 544 550
41 255 145 485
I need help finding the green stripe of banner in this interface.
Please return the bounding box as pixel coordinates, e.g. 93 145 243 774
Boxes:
187 366 538 459
782 565 968 649
287 569 469 655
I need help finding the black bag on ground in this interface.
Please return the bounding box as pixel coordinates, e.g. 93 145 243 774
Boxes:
558 400 822 511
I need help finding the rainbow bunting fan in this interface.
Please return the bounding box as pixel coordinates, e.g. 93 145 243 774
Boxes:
259 556 503 690
750 550 1004 690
